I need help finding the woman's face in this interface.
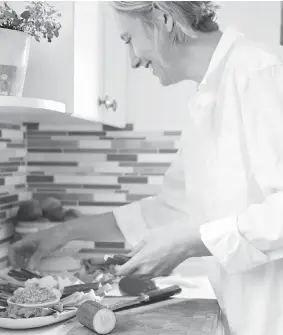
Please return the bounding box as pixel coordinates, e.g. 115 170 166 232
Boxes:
115 11 187 86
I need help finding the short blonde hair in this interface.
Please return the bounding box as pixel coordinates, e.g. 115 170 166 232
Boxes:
111 1 219 43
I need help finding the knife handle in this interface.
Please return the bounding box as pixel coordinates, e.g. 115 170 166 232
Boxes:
145 285 182 302
104 254 131 266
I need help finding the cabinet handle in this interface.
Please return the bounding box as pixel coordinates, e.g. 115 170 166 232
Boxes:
98 96 117 111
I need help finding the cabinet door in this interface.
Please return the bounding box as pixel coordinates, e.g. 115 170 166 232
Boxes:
101 2 128 128
72 1 127 128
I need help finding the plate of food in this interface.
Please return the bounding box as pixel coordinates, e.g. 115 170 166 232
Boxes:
6 285 61 309
0 307 77 330
0 270 113 330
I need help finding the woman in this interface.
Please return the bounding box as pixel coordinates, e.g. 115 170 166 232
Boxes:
9 2 283 334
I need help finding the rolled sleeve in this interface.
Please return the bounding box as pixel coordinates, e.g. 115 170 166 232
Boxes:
200 216 269 274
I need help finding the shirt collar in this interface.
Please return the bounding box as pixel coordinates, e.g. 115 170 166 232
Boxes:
197 25 244 91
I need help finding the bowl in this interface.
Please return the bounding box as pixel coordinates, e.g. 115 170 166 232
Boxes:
7 288 61 309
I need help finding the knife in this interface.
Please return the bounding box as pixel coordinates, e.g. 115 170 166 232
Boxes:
109 285 182 312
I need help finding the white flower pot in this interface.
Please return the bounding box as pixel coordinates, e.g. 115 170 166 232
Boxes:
0 28 31 96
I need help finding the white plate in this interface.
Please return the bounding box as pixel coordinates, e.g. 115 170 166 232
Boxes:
0 310 76 330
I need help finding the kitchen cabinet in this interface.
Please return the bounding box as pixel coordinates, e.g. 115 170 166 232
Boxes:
72 2 127 128
20 1 127 128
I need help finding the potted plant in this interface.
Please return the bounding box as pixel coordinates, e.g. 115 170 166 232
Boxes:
0 1 61 97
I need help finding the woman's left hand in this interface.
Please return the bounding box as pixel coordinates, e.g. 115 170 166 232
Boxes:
115 223 210 279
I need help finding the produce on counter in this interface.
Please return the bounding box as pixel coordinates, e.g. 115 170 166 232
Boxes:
41 197 65 222
9 285 60 305
77 300 117 335
24 275 83 294
16 200 42 222
0 305 56 319
60 288 106 308
0 273 112 319
118 276 157 296
15 198 81 223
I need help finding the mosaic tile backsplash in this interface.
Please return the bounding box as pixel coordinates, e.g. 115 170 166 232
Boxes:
26 123 180 215
0 122 30 268
0 122 29 223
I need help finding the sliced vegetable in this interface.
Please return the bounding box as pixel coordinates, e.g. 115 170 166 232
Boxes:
77 301 116 334
118 276 157 296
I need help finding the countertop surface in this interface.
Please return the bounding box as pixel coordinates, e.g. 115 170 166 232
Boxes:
0 275 218 334
0 258 220 334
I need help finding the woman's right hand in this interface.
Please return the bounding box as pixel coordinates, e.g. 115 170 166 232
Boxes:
8 223 71 270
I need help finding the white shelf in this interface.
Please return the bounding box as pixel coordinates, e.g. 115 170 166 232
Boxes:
0 96 94 124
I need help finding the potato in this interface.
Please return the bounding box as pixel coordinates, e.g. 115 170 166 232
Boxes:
16 201 42 222
41 197 65 222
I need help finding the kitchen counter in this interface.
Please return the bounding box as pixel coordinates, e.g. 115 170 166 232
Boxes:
1 257 222 334
0 274 219 335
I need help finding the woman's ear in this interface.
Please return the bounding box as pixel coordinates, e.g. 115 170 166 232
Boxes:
153 8 174 33
163 13 174 33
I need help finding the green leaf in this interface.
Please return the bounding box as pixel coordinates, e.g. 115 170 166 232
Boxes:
0 1 61 43
21 10 31 19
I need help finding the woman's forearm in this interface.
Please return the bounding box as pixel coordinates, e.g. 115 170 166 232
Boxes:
65 212 125 243
186 227 211 258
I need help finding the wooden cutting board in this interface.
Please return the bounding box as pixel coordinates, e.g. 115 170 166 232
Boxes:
66 298 220 335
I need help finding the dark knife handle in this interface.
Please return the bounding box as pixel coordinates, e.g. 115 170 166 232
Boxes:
145 285 182 302
111 285 182 312
104 254 131 266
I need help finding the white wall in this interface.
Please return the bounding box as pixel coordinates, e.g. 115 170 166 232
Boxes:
126 1 282 130
23 2 74 115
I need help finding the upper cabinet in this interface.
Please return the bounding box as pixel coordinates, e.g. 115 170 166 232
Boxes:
72 2 127 128
22 1 127 128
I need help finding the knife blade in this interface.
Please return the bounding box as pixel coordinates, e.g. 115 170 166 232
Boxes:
110 285 182 311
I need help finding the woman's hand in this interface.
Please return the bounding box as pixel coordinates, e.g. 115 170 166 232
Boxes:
115 223 210 279
8 223 71 270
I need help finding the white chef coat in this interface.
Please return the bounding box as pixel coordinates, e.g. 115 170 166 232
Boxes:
113 26 283 335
